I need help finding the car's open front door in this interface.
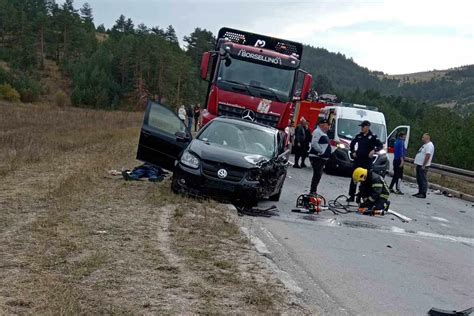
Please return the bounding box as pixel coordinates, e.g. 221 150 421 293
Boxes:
387 125 410 173
137 101 192 171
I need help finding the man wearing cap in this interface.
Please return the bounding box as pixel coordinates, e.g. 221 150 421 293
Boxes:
347 120 383 202
308 119 331 194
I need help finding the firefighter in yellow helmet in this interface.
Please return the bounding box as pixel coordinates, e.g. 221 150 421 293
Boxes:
352 167 390 215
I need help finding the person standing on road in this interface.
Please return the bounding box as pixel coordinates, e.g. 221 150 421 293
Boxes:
193 104 201 132
389 132 407 194
308 119 331 194
186 104 193 130
413 133 435 198
347 120 383 202
301 122 312 168
293 119 308 168
178 105 186 125
286 119 295 152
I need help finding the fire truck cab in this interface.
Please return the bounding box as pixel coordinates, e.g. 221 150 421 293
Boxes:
199 27 312 131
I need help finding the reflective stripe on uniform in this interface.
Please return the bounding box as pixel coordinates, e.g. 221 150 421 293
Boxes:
369 196 375 202
372 183 383 188
380 194 389 200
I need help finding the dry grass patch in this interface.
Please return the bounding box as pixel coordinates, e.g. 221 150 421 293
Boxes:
0 102 307 314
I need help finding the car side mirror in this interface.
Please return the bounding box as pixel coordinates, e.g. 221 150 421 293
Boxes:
301 73 313 100
200 52 211 80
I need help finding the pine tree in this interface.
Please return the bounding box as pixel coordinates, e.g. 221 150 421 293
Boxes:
80 2 94 30
112 14 126 33
164 25 178 44
124 18 134 33
97 24 106 33
136 23 148 35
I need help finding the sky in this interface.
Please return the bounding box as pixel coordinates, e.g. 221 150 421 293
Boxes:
62 0 474 74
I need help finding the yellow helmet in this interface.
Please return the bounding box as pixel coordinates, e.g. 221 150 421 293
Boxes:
352 167 368 183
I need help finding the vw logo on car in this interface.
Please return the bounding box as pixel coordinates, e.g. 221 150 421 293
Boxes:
241 109 256 121
217 169 228 179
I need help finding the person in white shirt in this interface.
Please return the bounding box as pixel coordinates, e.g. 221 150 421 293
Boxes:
178 105 187 125
413 133 435 198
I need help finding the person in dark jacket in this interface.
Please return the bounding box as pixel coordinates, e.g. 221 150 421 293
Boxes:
308 119 331 194
293 119 308 168
389 132 407 194
347 120 383 202
193 104 201 132
186 105 193 129
353 167 390 215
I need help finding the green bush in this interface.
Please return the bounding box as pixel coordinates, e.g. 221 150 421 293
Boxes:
54 90 71 107
0 83 21 102
14 76 41 102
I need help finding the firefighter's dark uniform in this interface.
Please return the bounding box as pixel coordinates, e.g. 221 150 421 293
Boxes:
349 130 383 198
359 171 390 211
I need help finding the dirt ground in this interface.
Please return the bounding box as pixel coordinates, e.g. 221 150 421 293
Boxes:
0 102 307 314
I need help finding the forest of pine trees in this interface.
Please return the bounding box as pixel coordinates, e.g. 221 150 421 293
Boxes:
0 0 472 169
0 0 215 109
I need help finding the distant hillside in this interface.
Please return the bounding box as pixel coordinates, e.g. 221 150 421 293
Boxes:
301 46 474 111
301 46 399 93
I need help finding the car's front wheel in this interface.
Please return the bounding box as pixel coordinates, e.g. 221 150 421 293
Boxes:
171 176 180 193
269 187 282 201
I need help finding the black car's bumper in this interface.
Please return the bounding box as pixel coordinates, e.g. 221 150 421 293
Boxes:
171 163 261 204
326 148 389 176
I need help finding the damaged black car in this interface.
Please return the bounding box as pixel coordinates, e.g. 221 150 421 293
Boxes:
136 101 290 206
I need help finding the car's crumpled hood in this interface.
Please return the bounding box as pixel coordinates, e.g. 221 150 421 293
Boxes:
188 140 269 169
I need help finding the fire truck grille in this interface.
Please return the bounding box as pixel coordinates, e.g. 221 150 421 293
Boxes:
218 104 280 128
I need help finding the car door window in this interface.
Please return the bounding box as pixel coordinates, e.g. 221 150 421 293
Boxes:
147 103 186 135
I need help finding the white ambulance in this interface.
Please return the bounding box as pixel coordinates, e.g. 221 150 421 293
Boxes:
319 103 410 176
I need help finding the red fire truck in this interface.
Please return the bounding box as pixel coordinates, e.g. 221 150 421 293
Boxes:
199 27 312 131
292 94 338 132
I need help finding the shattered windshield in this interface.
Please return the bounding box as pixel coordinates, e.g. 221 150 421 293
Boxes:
337 119 387 142
198 121 276 159
216 56 295 102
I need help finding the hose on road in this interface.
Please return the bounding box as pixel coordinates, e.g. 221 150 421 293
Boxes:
326 194 359 215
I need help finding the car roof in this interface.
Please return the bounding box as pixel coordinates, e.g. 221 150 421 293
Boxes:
213 116 279 134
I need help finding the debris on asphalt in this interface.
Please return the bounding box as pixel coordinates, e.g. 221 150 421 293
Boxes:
237 205 279 217
428 306 473 316
386 245 392 248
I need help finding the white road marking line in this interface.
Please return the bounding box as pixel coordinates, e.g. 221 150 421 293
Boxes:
264 258 303 294
240 227 271 255
431 216 450 223
389 226 474 244
240 227 303 294
259 226 281 246
387 209 412 222
391 226 406 233
416 231 474 244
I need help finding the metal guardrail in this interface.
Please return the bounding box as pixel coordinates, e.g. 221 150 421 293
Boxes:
402 158 474 202
404 158 474 183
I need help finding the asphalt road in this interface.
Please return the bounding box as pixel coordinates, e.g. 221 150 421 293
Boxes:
242 159 474 315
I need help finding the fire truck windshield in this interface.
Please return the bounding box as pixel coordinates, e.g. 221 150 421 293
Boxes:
216 56 295 102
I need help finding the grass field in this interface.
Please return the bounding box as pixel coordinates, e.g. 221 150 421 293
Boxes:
0 102 305 314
